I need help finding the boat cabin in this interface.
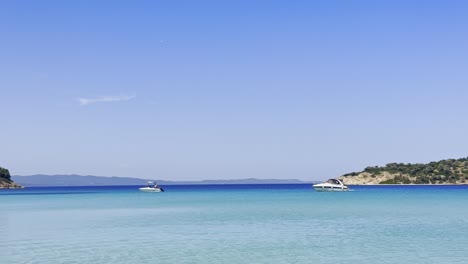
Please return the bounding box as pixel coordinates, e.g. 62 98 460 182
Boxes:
326 179 344 185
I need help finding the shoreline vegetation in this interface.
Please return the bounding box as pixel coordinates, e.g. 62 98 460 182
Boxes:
0 166 23 189
340 157 468 185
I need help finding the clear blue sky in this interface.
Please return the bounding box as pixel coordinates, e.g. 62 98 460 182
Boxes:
1 0 468 180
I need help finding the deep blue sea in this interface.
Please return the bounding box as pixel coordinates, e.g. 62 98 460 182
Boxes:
1 184 468 264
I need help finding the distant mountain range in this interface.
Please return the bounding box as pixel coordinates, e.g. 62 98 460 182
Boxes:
12 174 311 187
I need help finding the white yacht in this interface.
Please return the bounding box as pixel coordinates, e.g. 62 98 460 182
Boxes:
313 179 349 192
139 181 164 192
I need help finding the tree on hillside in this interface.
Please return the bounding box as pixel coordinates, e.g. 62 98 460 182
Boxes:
0 166 11 180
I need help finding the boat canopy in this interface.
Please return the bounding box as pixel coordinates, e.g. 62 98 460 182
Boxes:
326 179 342 185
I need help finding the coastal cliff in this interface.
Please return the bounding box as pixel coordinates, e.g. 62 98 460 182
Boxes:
0 166 23 189
339 157 468 185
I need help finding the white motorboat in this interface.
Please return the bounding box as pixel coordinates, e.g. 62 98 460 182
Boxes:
139 181 164 192
313 179 349 192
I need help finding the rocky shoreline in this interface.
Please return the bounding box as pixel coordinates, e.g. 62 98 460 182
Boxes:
0 166 23 189
0 179 24 189
339 171 468 185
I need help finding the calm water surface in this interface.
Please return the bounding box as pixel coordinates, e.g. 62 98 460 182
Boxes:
1 184 468 264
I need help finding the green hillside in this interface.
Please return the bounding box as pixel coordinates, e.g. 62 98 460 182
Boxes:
0 166 11 180
0 166 22 188
342 157 468 184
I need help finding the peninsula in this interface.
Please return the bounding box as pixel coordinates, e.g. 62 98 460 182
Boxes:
0 166 23 189
339 157 468 185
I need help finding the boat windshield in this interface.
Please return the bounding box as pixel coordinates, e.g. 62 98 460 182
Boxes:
327 179 341 185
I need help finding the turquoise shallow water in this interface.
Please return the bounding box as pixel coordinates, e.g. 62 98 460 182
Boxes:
1 184 468 264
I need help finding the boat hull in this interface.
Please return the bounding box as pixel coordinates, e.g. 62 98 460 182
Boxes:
313 186 348 192
139 187 163 192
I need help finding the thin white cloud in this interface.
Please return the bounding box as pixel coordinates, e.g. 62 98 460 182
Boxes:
77 95 136 106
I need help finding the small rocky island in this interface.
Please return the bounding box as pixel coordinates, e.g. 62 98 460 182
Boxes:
0 166 23 189
339 157 468 185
